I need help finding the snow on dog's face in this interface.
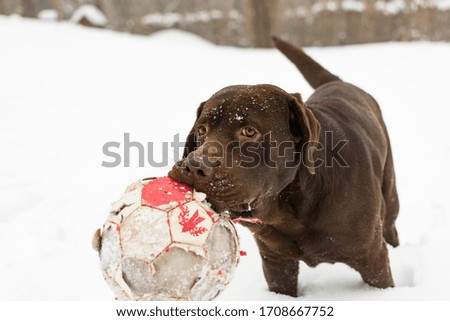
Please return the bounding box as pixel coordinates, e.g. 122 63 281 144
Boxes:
169 84 320 215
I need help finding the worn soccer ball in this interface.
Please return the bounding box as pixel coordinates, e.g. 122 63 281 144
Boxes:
93 176 240 301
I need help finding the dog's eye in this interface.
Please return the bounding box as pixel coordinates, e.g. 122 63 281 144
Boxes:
196 125 207 136
241 127 257 138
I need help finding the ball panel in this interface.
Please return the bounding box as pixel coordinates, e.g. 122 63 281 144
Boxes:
171 242 206 258
116 201 141 221
100 224 122 275
120 207 171 262
110 188 142 215
205 221 239 272
189 269 223 301
151 246 205 300
168 202 213 247
111 264 135 300
121 257 155 298
141 177 193 210
190 219 240 300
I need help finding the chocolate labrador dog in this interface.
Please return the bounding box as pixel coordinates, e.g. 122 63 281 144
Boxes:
169 37 399 297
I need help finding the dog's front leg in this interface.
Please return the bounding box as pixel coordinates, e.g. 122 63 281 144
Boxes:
247 223 301 296
260 254 299 297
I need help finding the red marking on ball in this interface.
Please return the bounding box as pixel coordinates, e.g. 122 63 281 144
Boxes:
217 269 222 276
141 177 193 207
240 250 247 257
178 209 206 236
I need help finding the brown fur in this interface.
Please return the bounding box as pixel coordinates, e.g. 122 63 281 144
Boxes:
169 37 399 297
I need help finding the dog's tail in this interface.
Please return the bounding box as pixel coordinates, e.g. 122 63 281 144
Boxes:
272 36 341 89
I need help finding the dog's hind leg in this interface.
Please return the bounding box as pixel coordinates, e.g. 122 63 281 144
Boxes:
382 144 400 247
349 239 395 288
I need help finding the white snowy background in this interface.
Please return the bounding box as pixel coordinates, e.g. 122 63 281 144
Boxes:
0 15 449 301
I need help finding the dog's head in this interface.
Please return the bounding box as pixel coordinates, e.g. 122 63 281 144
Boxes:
169 84 320 214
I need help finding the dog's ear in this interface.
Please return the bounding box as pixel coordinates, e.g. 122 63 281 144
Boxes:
183 102 205 158
289 93 321 175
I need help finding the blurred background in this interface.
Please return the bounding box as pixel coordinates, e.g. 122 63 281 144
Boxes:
1 0 449 47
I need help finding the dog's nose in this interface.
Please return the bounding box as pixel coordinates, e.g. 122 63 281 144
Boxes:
185 152 214 178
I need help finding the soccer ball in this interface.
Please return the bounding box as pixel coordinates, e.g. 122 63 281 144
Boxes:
93 177 240 301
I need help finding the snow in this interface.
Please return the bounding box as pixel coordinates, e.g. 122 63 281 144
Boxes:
434 0 450 10
69 4 108 27
290 0 450 17
375 0 408 14
341 0 366 12
310 1 366 15
142 10 223 27
312 1 339 14
375 0 450 14
0 16 450 301
37 10 58 21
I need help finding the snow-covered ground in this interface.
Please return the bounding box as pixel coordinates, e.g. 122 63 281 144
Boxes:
0 15 449 301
